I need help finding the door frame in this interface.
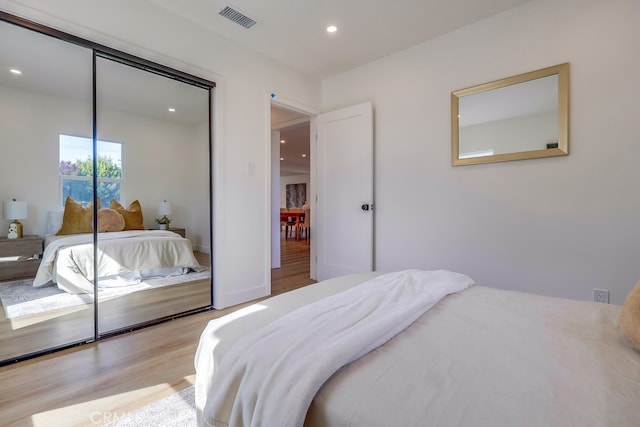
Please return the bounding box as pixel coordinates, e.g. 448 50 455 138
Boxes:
266 93 320 286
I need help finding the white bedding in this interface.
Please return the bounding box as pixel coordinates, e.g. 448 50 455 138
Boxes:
200 270 473 427
34 230 202 294
195 271 640 427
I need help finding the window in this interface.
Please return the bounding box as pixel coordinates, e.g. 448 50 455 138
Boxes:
59 135 123 206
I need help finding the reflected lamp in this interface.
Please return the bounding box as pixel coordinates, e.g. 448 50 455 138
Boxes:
3 199 27 239
157 200 172 228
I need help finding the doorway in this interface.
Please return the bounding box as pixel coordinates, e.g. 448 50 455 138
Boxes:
270 102 314 284
269 98 374 289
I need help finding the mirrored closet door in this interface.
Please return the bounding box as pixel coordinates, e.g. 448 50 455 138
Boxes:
0 12 214 364
95 56 212 334
0 18 95 361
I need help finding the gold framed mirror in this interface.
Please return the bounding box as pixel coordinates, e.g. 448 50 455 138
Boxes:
451 63 569 166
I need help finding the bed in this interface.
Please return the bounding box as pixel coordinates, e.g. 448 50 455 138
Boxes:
31 196 205 294
194 270 640 427
33 230 203 294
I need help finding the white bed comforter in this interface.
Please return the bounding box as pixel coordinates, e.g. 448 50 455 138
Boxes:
196 272 640 427
198 269 474 427
33 230 202 293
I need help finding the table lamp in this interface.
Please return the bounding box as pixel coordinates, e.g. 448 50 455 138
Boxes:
3 199 27 239
157 200 172 229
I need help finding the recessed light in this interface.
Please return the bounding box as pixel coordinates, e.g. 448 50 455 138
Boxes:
9 69 22 75
326 25 337 33
280 157 284 161
168 107 176 112
280 140 285 143
302 154 307 157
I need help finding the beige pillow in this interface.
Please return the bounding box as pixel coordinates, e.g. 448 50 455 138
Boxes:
619 280 640 350
97 208 125 232
56 197 101 235
110 199 144 230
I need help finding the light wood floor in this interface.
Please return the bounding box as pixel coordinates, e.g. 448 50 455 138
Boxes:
0 252 211 361
0 234 313 427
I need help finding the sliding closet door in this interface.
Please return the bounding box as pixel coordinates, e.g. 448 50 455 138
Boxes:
0 20 94 362
95 56 211 334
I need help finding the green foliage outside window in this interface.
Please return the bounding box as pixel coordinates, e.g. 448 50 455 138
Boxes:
75 155 123 179
60 155 122 205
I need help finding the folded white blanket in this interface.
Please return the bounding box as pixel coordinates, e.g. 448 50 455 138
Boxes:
202 269 474 427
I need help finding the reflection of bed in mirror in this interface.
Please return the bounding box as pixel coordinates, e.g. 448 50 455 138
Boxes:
35 230 205 294
31 196 209 298
195 270 640 427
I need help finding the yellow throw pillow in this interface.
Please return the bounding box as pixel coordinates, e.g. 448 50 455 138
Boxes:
56 197 101 235
110 199 144 230
619 280 640 350
97 208 125 232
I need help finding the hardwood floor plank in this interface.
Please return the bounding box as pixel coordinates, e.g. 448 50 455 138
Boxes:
0 233 312 426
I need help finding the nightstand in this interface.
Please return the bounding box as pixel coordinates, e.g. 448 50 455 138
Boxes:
0 235 44 281
168 227 186 238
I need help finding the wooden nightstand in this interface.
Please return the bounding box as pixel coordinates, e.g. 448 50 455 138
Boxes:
0 235 44 281
168 227 186 238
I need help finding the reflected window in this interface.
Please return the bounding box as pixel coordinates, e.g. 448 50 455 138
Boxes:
59 134 123 205
459 149 494 159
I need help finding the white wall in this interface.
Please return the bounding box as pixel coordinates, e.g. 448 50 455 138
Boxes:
1 0 321 308
98 108 211 251
188 121 212 252
460 111 557 156
0 86 92 237
322 0 640 304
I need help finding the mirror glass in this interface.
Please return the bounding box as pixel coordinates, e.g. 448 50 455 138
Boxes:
0 13 213 364
0 19 95 360
452 63 569 166
95 57 211 334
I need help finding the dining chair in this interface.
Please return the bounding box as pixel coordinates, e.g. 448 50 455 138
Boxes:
287 207 303 240
298 207 311 241
280 208 292 238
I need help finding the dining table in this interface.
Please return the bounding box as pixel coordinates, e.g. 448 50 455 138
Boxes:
280 211 305 240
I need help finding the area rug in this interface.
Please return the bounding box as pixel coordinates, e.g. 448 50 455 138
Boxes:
0 271 210 319
107 386 195 427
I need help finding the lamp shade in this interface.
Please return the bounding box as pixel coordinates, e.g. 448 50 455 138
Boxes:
157 200 172 217
47 210 63 235
3 200 27 220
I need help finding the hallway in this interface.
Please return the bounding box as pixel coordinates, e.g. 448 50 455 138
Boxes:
271 230 315 295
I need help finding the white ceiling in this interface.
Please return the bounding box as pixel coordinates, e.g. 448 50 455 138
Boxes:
147 0 534 79
271 106 311 176
2 0 536 175
0 20 210 126
459 74 558 127
154 0 535 175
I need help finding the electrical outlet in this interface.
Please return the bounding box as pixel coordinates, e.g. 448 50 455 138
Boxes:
593 289 609 304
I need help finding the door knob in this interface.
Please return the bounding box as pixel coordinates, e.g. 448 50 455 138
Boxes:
361 204 370 211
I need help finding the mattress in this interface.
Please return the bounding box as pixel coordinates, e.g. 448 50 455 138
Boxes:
195 272 640 426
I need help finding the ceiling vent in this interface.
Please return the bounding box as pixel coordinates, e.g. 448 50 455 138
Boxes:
219 6 257 29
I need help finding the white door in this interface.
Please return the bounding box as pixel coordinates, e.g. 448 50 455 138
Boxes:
316 102 373 281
